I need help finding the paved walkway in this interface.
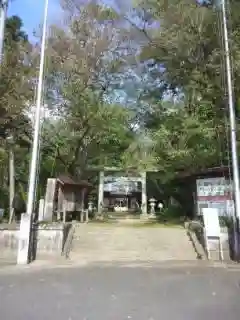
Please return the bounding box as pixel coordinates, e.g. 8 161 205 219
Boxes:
0 263 240 320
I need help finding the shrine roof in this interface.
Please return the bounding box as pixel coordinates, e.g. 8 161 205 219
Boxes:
57 175 93 188
176 166 231 179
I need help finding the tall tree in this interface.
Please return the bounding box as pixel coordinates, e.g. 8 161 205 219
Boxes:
41 1 135 180
0 15 35 210
119 0 239 177
0 15 34 143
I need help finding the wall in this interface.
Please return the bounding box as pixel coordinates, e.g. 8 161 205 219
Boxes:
33 222 71 260
0 224 19 263
0 222 71 263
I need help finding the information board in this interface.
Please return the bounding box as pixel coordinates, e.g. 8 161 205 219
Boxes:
202 208 221 238
196 177 232 201
103 176 141 193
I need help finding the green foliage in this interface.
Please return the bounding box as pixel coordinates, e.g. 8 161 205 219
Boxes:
120 0 239 180
0 16 34 140
41 103 134 180
0 15 35 210
38 2 136 182
156 206 184 223
3 1 240 215
39 0 240 191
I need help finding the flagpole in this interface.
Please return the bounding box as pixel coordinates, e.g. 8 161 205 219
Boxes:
221 0 240 257
17 0 49 264
0 0 8 63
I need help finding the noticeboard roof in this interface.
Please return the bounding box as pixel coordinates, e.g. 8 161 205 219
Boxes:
57 175 93 188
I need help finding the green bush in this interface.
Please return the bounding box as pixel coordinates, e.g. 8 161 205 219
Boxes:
219 216 234 229
156 205 185 223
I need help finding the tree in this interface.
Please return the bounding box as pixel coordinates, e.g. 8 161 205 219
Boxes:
44 0 232 181
0 15 35 211
40 104 133 179
34 0 240 215
0 15 34 143
116 0 238 178
39 1 135 181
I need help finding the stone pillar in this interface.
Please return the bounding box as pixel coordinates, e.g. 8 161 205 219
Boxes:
98 171 104 213
57 186 64 220
63 198 67 223
81 188 86 211
17 213 32 265
38 198 45 221
44 178 57 221
80 188 86 222
141 171 147 216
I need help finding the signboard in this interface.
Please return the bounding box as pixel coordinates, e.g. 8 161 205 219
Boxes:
196 177 232 201
103 176 141 194
202 208 221 238
196 178 234 217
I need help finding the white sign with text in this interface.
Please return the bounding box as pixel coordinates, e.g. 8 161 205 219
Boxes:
202 208 223 260
202 208 221 238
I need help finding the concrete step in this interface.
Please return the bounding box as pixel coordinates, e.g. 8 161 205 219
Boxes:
107 213 141 220
70 224 198 262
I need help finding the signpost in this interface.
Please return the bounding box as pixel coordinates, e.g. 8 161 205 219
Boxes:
202 208 223 261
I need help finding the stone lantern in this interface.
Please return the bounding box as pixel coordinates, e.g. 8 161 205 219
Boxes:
149 197 157 216
88 201 94 212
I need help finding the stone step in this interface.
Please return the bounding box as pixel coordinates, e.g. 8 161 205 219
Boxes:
70 224 197 262
107 214 141 220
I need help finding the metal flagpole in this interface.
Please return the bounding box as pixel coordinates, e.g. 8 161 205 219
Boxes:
17 0 49 264
0 0 8 63
221 0 240 257
26 0 49 217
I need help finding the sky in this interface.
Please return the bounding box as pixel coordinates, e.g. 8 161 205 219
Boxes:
8 0 63 40
8 0 127 39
